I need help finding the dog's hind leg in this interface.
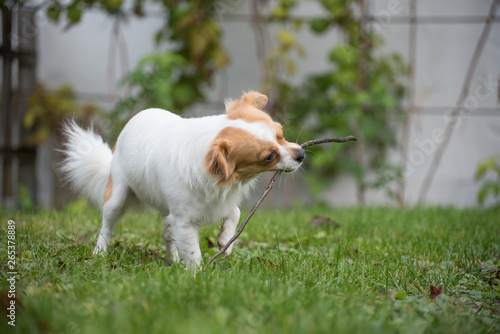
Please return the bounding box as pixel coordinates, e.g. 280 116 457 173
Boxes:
217 206 240 257
94 174 129 255
162 215 180 263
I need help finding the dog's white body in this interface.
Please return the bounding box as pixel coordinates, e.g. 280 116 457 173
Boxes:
60 92 304 269
116 108 252 221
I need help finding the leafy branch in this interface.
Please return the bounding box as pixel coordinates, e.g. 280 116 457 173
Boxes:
264 0 407 202
40 0 230 132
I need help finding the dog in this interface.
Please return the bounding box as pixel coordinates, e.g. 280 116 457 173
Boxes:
60 91 305 270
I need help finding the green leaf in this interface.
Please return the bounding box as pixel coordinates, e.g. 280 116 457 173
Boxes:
293 19 304 30
47 5 61 22
104 0 123 13
271 6 288 19
277 29 296 49
310 18 330 34
475 162 488 180
493 183 500 197
478 184 491 205
190 31 209 59
172 82 196 108
331 69 357 85
211 49 230 69
154 30 166 46
312 74 334 92
67 6 82 23
395 291 407 300
328 45 358 66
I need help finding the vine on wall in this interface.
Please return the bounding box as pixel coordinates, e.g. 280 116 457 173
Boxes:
24 0 230 137
265 0 406 202
17 0 407 204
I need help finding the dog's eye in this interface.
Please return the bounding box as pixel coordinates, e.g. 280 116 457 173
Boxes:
264 151 276 163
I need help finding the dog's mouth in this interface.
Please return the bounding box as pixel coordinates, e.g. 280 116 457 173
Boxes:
277 153 304 173
282 164 302 173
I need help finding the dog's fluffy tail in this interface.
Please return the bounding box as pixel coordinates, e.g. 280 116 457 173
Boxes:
58 120 113 207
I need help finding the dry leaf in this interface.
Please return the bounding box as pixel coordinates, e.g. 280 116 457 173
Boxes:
76 232 89 245
309 216 341 228
430 285 444 299
347 248 358 254
256 257 279 269
205 237 215 249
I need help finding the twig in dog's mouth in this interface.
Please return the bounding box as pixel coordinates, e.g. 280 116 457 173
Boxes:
204 135 357 269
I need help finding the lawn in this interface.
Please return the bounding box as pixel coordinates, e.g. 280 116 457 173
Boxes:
1 204 499 333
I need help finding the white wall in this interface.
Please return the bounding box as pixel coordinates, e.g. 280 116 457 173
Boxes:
34 0 500 207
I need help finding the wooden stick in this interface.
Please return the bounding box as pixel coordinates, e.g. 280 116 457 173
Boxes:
205 135 357 269
300 136 357 148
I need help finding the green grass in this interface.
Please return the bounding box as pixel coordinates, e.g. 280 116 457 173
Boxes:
1 205 499 333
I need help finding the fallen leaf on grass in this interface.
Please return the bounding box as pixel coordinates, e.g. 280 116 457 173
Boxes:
76 232 89 246
205 237 216 249
58 260 66 273
309 216 341 228
256 257 279 269
430 285 444 299
347 248 358 254
478 261 500 286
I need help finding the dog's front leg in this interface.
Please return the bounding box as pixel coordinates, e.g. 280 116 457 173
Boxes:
174 222 202 271
218 207 241 257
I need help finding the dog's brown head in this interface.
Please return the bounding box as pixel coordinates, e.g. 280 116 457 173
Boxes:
206 91 305 184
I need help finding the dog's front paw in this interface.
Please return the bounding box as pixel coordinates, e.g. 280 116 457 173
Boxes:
93 235 109 255
93 246 106 256
217 240 234 258
183 256 202 273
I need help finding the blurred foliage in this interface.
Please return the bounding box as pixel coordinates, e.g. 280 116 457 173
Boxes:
18 184 35 211
25 84 104 144
475 155 500 206
112 0 229 130
43 0 229 128
266 0 406 198
13 0 407 203
14 0 229 142
111 53 197 134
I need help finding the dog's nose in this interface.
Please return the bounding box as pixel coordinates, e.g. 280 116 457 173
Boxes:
295 148 305 163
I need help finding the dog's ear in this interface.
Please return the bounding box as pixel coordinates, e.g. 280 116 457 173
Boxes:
205 140 235 183
225 91 268 114
241 91 268 109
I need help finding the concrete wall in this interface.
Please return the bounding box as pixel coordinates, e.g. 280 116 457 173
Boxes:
32 0 500 207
